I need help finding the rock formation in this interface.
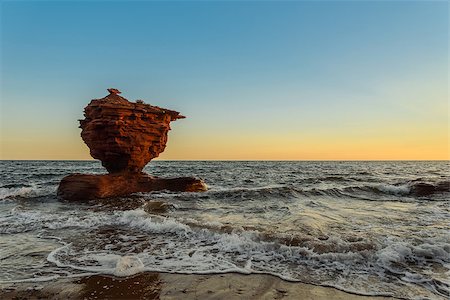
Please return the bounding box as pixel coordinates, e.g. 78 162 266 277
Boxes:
58 89 206 201
79 89 184 173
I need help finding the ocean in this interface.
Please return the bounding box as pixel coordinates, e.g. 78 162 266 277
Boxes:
0 160 448 299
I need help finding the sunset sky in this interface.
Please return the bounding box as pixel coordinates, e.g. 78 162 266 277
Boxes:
1 1 448 160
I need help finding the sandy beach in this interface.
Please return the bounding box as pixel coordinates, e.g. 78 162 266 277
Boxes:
0 272 396 300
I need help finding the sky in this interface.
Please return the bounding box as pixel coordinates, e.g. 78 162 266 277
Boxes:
0 1 448 160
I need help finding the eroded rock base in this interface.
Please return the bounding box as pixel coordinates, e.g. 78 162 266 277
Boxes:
57 173 207 201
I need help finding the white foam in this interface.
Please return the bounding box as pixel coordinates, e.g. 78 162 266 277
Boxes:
0 207 113 233
411 242 450 262
375 184 410 195
401 272 429 283
48 245 120 274
375 240 450 283
4 205 447 299
376 242 413 267
113 256 144 277
47 244 70 267
115 209 192 234
0 275 61 284
0 186 35 200
0 184 56 200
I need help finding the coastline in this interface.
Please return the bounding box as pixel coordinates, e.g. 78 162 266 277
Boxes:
0 272 396 300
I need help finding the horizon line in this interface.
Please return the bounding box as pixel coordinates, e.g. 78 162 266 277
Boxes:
1 159 449 162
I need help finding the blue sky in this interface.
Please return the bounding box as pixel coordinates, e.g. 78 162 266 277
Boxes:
1 1 448 160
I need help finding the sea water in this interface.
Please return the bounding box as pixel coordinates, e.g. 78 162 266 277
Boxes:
0 161 449 299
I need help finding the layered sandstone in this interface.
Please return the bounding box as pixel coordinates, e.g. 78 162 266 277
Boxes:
57 89 206 201
80 91 184 173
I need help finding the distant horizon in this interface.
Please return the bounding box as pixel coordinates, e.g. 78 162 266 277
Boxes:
1 159 449 162
1 1 448 160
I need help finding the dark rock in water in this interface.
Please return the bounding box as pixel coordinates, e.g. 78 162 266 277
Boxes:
57 89 207 201
409 181 449 196
436 181 450 192
410 183 435 196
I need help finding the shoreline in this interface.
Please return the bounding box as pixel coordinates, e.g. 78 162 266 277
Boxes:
0 272 397 300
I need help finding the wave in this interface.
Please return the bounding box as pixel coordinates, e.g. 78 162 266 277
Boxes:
1 206 448 298
0 184 56 200
0 208 114 234
179 180 450 203
348 180 450 198
1 183 31 189
376 241 450 271
301 175 370 183
1 179 447 203
38 209 449 299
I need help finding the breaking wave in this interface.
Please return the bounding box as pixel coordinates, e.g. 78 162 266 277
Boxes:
1 160 449 299
40 209 450 298
0 184 57 200
175 180 450 202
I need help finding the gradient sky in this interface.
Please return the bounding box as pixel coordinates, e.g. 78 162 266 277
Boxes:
1 1 448 160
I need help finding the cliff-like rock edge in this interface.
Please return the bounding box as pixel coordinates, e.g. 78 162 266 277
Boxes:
58 89 206 201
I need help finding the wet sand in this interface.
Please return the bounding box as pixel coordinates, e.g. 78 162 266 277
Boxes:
0 272 396 300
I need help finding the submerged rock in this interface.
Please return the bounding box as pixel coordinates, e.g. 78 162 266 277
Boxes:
58 89 206 201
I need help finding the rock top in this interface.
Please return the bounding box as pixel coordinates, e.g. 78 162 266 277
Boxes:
79 90 185 173
107 88 122 95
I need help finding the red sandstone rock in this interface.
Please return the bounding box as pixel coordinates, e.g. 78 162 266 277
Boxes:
80 91 185 173
58 173 207 201
57 89 206 201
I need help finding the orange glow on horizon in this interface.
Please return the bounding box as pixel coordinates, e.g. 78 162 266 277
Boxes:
1 127 448 161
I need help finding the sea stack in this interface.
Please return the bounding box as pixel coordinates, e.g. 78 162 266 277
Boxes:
57 89 207 201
